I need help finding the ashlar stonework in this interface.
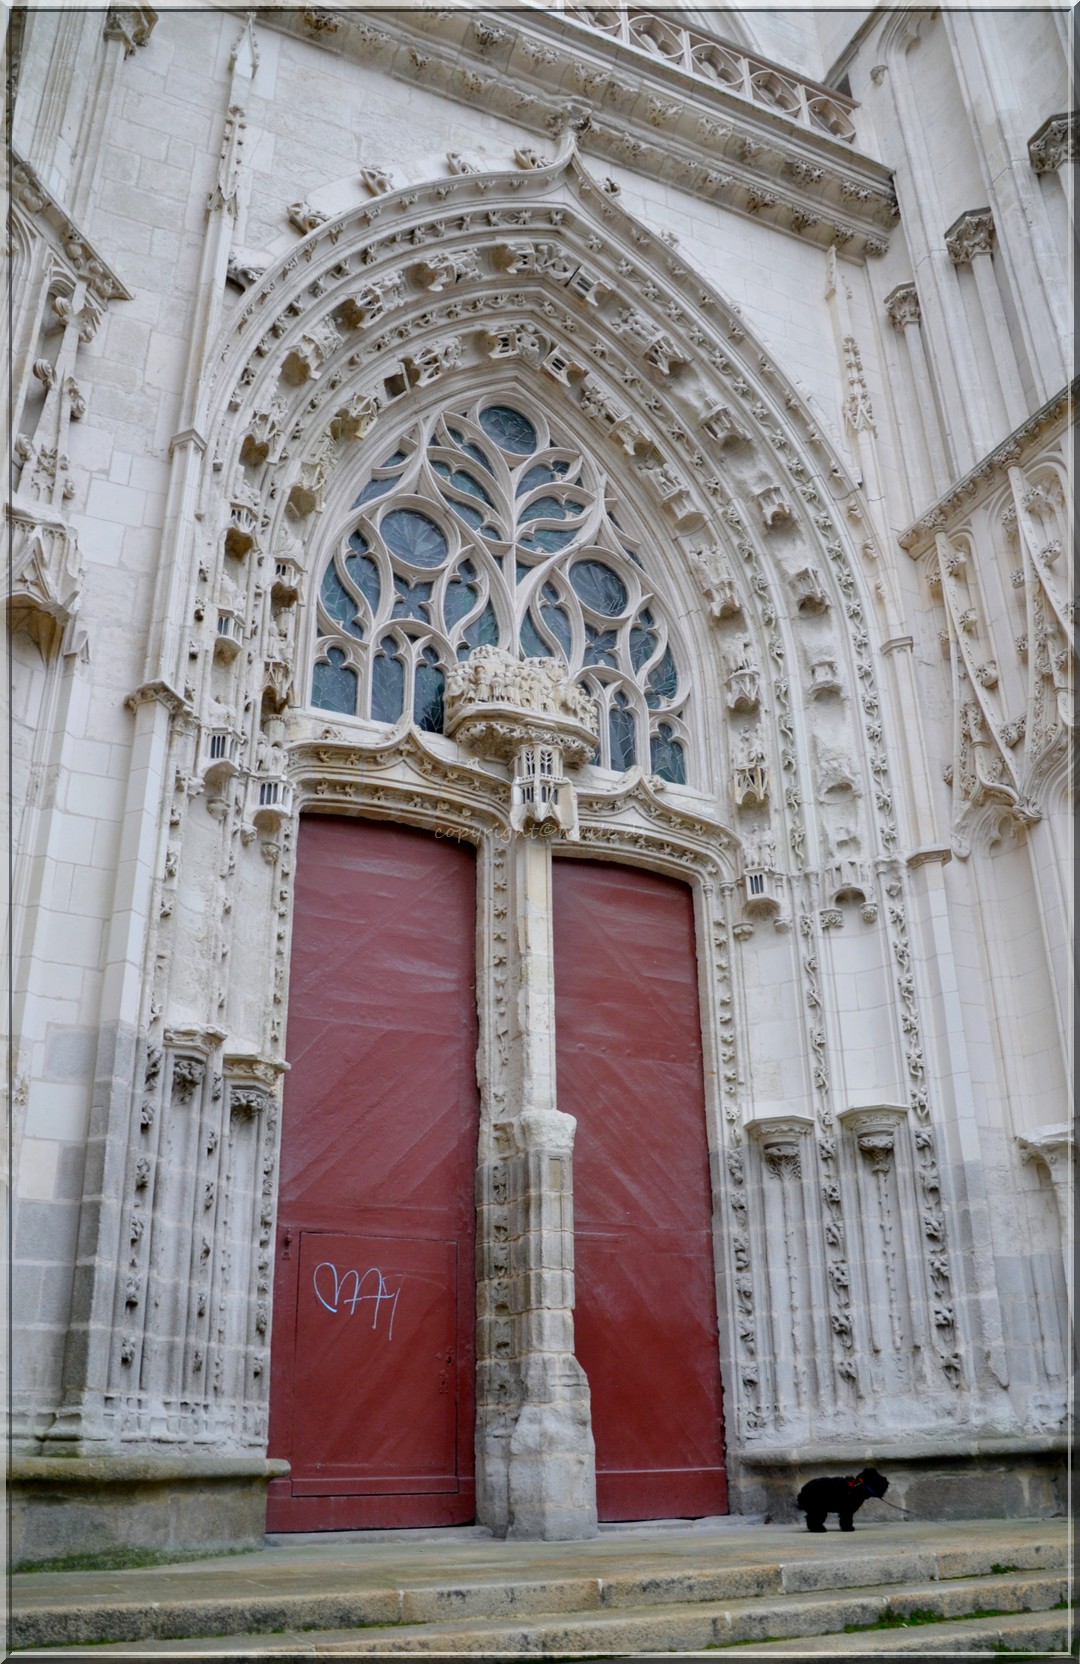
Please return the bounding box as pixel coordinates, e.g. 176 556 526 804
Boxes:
8 2 1072 1560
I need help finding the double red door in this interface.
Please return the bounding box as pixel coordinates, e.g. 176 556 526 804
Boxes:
269 820 726 1530
267 817 478 1530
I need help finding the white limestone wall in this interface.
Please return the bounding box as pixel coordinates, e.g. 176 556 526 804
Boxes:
9 5 1072 1462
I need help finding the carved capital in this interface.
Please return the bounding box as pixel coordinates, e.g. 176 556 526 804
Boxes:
124 679 191 718
747 1114 813 1179
884 282 921 330
945 208 995 265
1027 112 1076 175
223 1052 288 1098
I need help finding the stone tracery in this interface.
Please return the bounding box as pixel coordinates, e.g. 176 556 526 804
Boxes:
309 395 691 780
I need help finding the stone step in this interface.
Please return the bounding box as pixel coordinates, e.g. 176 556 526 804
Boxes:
744 1609 1072 1653
14 1570 1068 1656
10 1523 1069 1651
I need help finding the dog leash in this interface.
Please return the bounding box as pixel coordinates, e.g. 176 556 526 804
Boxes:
859 1479 914 1517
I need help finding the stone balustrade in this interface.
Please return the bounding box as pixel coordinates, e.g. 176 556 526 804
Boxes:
558 6 858 143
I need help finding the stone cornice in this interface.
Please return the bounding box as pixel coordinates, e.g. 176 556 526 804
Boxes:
257 7 897 263
898 380 1077 557
10 150 132 303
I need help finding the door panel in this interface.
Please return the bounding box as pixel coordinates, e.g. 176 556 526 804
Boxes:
553 859 727 1521
268 817 477 1531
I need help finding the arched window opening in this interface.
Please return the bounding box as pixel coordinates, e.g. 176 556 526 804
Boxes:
310 397 692 781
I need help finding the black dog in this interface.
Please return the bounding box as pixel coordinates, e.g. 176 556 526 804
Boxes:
796 1467 889 1532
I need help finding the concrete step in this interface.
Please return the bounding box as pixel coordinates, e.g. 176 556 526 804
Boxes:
14 1570 1069 1656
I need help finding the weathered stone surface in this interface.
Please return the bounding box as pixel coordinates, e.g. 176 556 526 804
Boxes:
8 0 1072 1555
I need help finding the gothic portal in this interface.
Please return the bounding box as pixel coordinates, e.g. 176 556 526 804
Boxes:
8 3 1072 1561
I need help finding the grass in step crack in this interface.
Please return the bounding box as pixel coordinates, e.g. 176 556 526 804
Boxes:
15 1544 261 1575
843 1605 1020 1632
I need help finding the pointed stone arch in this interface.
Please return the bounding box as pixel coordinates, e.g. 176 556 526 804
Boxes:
201 138 902 882
54 136 971 1494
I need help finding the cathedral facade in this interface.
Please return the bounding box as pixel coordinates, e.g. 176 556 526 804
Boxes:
8 3 1073 1561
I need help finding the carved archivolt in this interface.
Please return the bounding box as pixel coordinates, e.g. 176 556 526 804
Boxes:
102 135 952 1458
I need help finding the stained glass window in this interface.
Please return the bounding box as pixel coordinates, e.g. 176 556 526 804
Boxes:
380 509 448 567
312 647 357 715
570 559 627 617
479 404 537 454
414 646 444 734
371 635 405 723
651 723 686 785
609 690 637 772
310 396 691 774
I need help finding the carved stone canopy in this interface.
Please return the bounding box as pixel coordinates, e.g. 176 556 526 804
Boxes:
839 1104 907 1170
838 1104 907 1139
444 646 599 770
746 1114 814 1155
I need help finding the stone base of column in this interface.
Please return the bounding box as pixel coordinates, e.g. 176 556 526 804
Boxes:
11 1455 290 1570
506 1358 598 1541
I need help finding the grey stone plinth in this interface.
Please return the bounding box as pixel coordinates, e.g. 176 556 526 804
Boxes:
729 1436 1068 1522
11 1455 290 1568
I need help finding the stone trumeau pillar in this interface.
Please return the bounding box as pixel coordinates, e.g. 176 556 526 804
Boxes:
446 648 600 1539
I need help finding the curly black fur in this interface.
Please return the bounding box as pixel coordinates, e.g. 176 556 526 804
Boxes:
796 1467 889 1532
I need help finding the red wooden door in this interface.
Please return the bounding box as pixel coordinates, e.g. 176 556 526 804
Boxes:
553 859 727 1521
268 816 478 1530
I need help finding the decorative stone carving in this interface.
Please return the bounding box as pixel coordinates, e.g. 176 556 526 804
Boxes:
945 208 995 265
724 639 761 712
788 564 830 614
6 505 83 651
360 166 395 195
689 545 741 621
808 653 842 696
224 484 262 558
445 648 599 837
639 457 703 529
103 6 157 56
732 727 768 809
577 374 649 455
741 830 781 914
409 251 483 292
814 736 859 799
754 483 792 529
701 403 751 447
337 275 406 330
1027 112 1076 174
287 201 328 236
280 318 341 386
884 283 921 330
748 1116 811 1169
